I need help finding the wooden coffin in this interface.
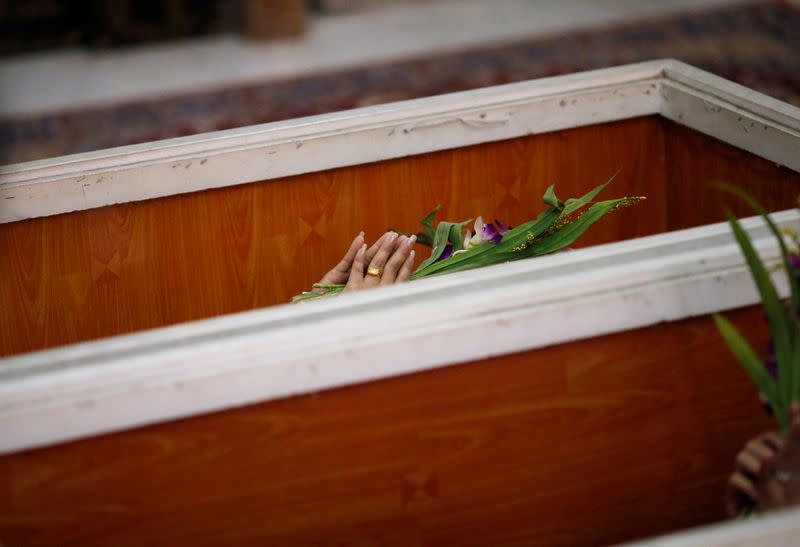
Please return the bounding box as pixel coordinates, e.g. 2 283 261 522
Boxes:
1 60 800 546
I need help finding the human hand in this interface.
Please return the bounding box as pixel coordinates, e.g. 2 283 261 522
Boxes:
725 403 800 516
343 232 416 293
315 231 397 291
724 430 783 516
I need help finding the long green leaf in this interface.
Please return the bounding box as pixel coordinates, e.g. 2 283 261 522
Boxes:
413 238 497 277
520 197 637 257
728 211 793 419
714 314 786 432
543 184 564 210
714 182 800 318
416 219 471 271
416 221 455 270
390 205 441 247
560 171 619 218
448 219 473 254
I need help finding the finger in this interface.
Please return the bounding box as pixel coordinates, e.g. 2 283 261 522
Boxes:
381 235 415 285
335 231 365 273
366 232 398 286
396 249 416 282
736 451 764 479
366 232 393 264
761 432 784 452
725 474 751 517
760 449 776 482
318 232 365 289
344 244 367 292
747 439 778 461
729 472 759 506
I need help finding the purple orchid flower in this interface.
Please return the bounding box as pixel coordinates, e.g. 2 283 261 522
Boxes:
464 217 506 249
435 217 511 262
438 244 454 261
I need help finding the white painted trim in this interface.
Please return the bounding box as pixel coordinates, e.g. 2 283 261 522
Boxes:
0 61 664 223
2 60 799 223
0 210 796 454
659 62 800 172
619 506 800 547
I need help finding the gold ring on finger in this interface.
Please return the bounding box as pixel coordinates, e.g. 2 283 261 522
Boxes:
367 267 382 278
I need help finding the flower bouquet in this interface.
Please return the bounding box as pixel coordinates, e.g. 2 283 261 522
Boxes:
713 184 800 436
293 175 645 302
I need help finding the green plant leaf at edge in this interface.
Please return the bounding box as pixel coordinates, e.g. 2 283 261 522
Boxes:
416 219 471 271
713 182 800 317
560 171 619 218
727 211 793 428
714 313 787 433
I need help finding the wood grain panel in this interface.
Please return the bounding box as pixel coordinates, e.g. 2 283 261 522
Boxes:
1 116 799 358
0 116 668 357
664 120 800 230
0 305 775 546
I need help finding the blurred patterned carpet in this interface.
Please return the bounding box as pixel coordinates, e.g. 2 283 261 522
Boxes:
1 0 799 164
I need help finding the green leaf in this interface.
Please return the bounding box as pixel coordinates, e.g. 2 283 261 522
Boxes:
389 205 442 247
447 219 472 254
416 221 454 270
727 211 793 423
542 184 564 210
713 182 800 319
413 240 499 277
714 314 786 432
416 219 471 271
560 171 619 218
499 208 561 249
420 206 441 238
518 196 638 257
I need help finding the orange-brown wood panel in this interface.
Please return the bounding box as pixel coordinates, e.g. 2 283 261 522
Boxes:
0 305 775 546
2 116 799 357
0 116 668 357
664 120 800 230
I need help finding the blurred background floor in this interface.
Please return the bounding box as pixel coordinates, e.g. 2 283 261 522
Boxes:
1 0 798 163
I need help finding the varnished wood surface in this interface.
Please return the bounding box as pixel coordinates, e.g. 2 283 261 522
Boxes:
0 116 669 357
664 121 800 230
6 116 800 357
0 305 775 546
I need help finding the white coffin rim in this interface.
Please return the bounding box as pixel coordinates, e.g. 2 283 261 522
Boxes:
1 60 800 455
619 505 800 547
1 59 799 223
0 210 796 455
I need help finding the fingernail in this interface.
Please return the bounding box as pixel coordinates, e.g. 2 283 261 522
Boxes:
407 234 417 246
389 231 398 241
361 243 367 253
358 230 365 238
408 250 415 262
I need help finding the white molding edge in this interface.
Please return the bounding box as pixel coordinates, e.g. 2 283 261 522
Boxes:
618 506 800 547
659 63 800 172
2 60 799 224
0 210 796 455
0 60 665 223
